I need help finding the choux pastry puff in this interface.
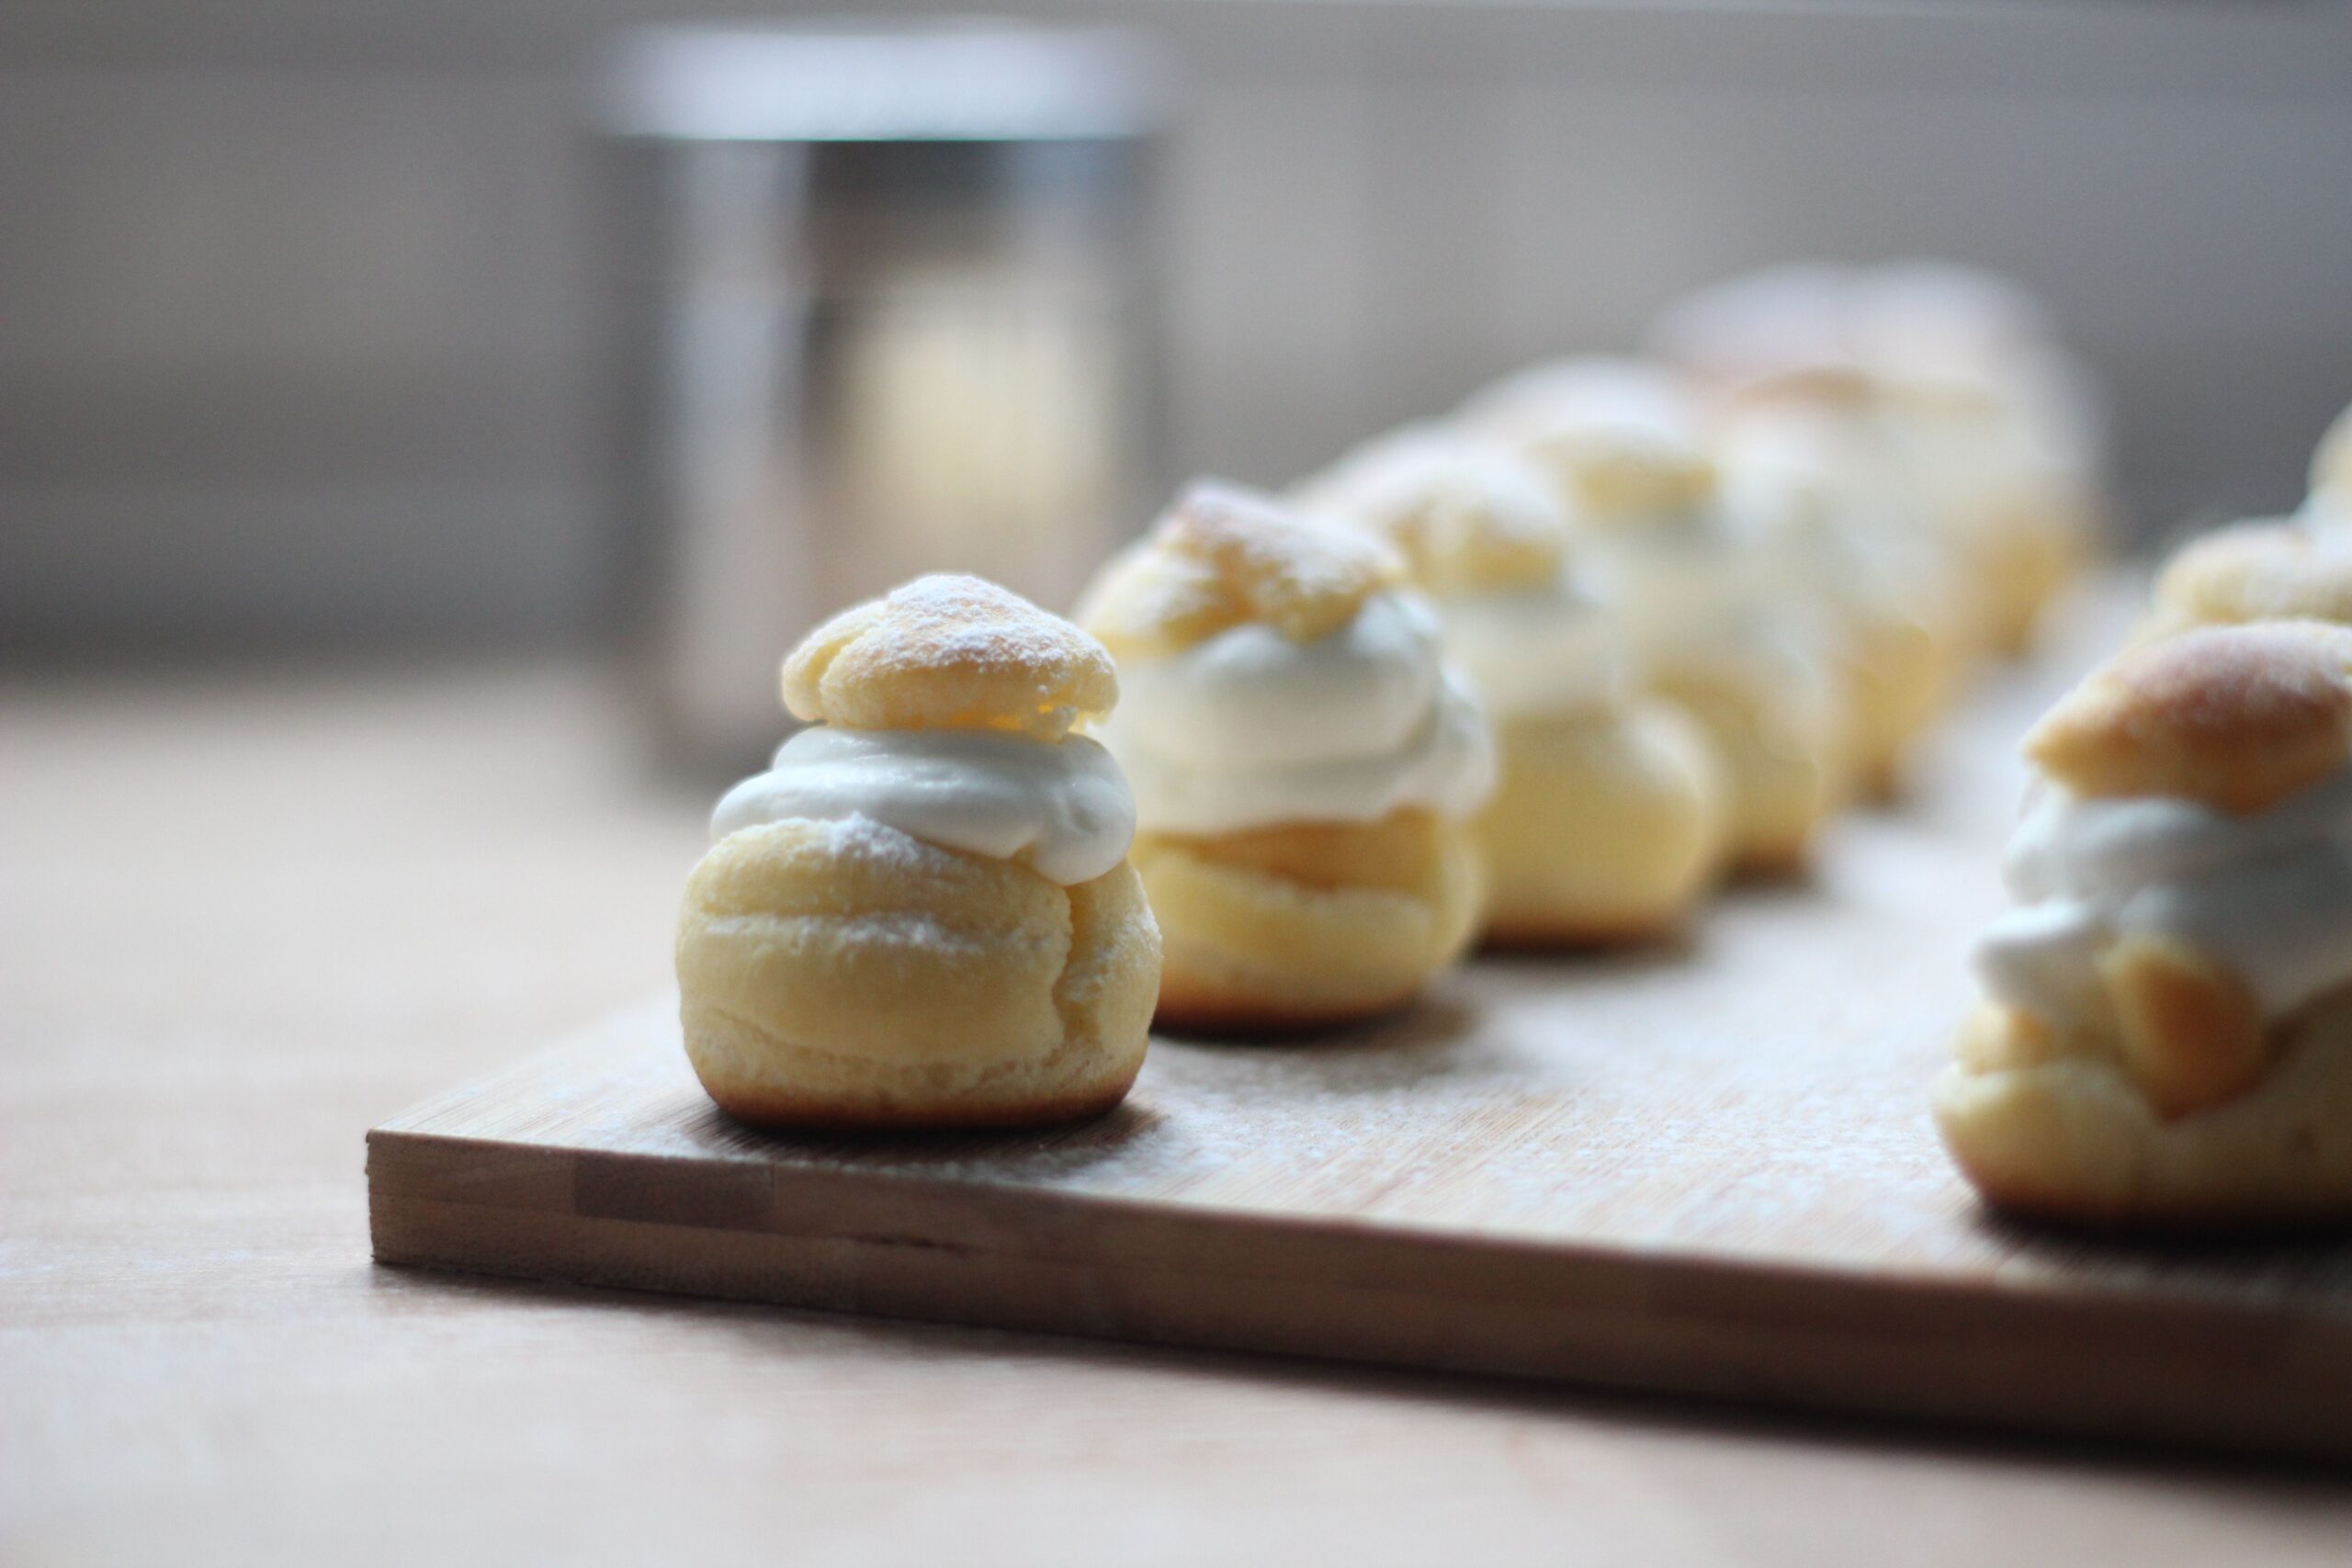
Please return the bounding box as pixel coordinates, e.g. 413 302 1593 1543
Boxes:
1463 357 1850 875
2142 402 2352 640
1076 480 1497 1031
676 574 1161 1128
1649 262 2106 659
1710 400 1967 798
1294 425 1726 945
1934 623 2352 1227
2145 511 2352 640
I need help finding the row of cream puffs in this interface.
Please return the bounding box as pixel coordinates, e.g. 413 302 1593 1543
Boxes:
1936 400 2352 1227
673 263 2109 1131
1269 265 2109 930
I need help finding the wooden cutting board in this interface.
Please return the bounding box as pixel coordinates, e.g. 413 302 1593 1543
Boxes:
367 596 2352 1462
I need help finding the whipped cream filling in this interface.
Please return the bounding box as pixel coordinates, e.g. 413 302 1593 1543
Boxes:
712 725 1136 886
1092 589 1496 834
1434 575 1624 719
1974 765 2352 1026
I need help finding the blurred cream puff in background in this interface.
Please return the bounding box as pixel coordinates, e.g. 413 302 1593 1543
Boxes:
1462 358 1851 875
1295 425 1726 946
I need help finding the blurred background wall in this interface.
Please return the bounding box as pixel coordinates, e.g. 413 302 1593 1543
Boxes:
4 0 2349 654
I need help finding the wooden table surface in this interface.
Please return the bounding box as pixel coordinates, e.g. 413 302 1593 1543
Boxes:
6 660 2348 1565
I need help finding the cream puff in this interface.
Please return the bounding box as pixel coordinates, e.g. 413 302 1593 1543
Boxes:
1295 425 1726 944
2146 513 2352 638
1650 262 2105 657
1934 623 2352 1226
676 573 1161 1128
1711 402 1968 798
2142 402 2352 639
1076 481 1495 1030
1464 359 1849 874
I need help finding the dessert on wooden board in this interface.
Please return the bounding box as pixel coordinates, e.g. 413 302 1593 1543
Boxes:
405 263 2337 1461
668 262 2137 1087
652 264 2352 1249
1462 358 1851 874
1936 623 2352 1225
1295 423 1726 946
676 574 1160 1128
1074 481 1496 1030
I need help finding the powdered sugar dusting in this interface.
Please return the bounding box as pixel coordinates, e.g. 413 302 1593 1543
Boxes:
870 575 1109 692
804 811 953 875
782 572 1118 738
1129 479 1403 649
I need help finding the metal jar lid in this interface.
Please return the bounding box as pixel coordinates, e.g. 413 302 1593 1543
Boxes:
603 18 1163 146
600 20 1164 289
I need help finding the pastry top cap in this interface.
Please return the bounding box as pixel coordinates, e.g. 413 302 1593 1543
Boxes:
1645 265 1871 402
1460 357 1717 522
2026 621 2352 814
1076 479 1402 659
1857 262 2056 371
1291 425 1567 597
782 573 1117 742
2153 517 2352 629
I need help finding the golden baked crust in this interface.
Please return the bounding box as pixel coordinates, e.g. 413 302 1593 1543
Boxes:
677 818 1159 1128
2096 934 2270 1120
1292 428 1567 596
1131 807 1482 1031
1951 933 2269 1119
2024 621 2352 814
1476 701 1727 946
782 573 1117 742
1934 984 2352 1229
2150 518 2352 633
1458 360 1718 523
1077 480 1401 660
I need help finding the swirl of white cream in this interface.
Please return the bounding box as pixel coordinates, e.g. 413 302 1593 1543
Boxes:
1434 573 1624 719
1973 765 2352 1026
1092 589 1496 835
712 726 1136 886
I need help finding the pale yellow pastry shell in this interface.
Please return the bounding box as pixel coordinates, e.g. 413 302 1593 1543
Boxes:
1647 666 1843 876
676 818 1159 1128
1475 700 1727 947
1834 606 1957 800
1131 807 1482 1032
1934 993 2352 1229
